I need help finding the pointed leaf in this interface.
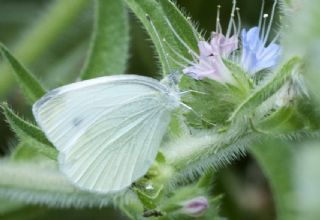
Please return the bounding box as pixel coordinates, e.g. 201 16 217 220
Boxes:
0 44 46 104
250 140 296 220
81 0 129 79
159 0 198 52
125 0 199 75
11 140 57 161
228 57 302 122
1 103 52 147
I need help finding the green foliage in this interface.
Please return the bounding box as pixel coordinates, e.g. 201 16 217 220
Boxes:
159 0 198 52
293 143 320 220
250 140 296 220
81 0 129 79
180 76 238 127
125 0 199 75
1 103 56 160
158 184 221 220
229 57 302 122
162 128 255 183
1 0 320 219
180 61 252 128
0 199 26 216
0 0 89 97
254 106 304 133
0 159 113 208
2 103 50 147
0 44 46 104
0 203 46 220
10 141 57 162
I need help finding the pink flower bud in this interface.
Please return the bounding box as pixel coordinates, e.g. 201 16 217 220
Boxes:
181 196 209 217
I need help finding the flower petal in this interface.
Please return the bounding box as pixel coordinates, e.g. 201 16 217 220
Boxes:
240 27 281 74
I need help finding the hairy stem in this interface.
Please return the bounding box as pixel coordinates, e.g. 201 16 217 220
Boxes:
162 123 253 177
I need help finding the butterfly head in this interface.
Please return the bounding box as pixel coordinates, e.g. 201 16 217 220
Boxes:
159 72 182 110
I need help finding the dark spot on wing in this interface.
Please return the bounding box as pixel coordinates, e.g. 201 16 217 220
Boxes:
72 117 83 127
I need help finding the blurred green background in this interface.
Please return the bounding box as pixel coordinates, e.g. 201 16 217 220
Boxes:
0 0 277 219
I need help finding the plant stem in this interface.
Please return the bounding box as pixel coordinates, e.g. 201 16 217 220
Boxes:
162 124 253 175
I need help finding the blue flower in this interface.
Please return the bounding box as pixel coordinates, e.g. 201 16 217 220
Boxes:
241 27 281 74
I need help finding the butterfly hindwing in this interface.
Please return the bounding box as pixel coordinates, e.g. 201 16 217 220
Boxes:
33 75 177 193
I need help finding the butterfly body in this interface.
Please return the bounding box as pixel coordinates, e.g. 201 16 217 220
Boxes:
33 75 180 193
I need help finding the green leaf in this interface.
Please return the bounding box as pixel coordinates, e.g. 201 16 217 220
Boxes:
1 103 50 146
293 143 320 219
0 199 26 215
1 103 57 160
180 76 238 127
0 0 89 97
11 141 57 161
0 159 113 208
0 202 46 220
228 57 302 122
114 193 144 220
81 0 130 79
0 44 46 104
180 61 252 128
255 105 305 134
125 0 199 75
250 140 296 220
44 43 88 88
159 0 198 52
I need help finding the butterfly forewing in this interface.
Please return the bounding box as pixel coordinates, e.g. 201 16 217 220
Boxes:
33 75 178 193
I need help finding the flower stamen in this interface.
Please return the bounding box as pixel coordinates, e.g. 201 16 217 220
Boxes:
258 0 265 31
226 0 237 39
236 7 241 36
264 0 278 45
216 5 222 34
261 14 269 42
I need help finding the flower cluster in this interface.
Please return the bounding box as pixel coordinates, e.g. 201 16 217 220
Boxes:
182 33 238 83
181 1 281 84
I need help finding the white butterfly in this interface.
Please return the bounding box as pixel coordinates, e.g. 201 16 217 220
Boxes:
33 74 180 194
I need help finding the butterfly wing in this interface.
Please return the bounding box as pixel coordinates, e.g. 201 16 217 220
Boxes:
33 75 177 193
